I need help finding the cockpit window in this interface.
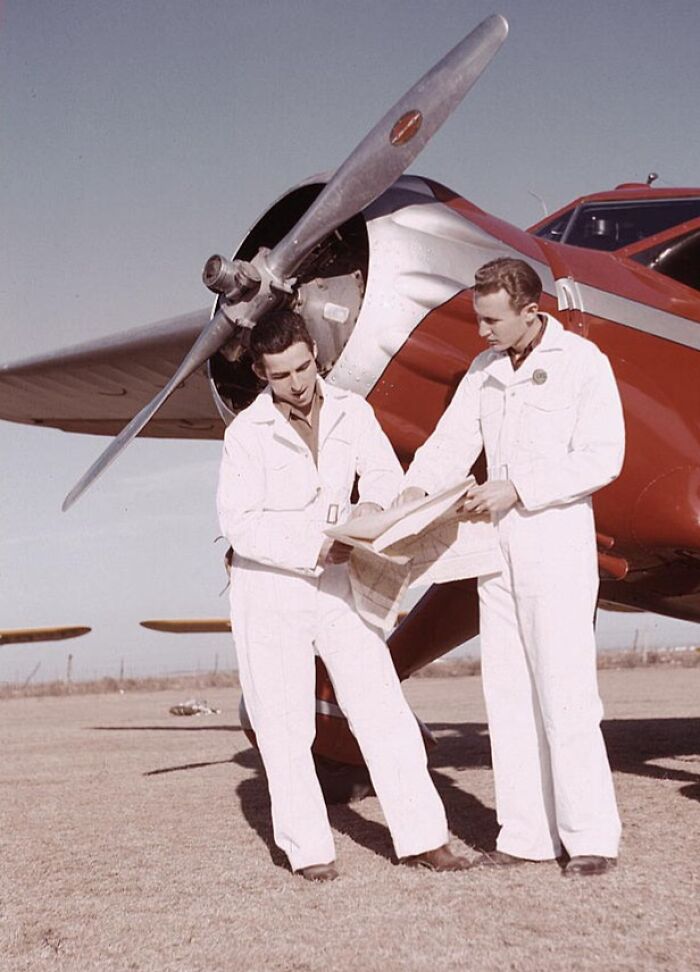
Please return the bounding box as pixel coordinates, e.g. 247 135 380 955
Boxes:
534 209 574 242
536 199 700 252
630 226 700 293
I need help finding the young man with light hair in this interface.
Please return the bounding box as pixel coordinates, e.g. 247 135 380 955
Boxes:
397 258 625 877
217 310 469 881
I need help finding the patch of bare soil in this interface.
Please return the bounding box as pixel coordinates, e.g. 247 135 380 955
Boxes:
1 668 698 972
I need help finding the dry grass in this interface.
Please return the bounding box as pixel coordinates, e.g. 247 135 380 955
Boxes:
2 649 697 700
0 670 240 701
414 656 483 677
598 646 700 669
2 668 698 972
414 647 699 678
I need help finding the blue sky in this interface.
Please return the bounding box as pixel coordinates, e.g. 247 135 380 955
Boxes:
1 0 699 682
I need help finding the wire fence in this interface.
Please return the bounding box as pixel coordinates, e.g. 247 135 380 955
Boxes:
1 646 698 700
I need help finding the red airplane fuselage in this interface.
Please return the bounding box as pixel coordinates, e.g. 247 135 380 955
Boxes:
369 182 700 620
306 180 700 768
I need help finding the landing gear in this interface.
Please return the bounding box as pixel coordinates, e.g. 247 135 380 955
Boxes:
314 755 374 805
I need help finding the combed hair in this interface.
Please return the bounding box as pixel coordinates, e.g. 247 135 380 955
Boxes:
249 310 315 364
473 258 542 310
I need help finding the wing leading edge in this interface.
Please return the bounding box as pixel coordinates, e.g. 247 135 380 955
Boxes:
0 626 91 646
0 309 222 439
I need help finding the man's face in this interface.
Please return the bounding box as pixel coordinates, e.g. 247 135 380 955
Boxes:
474 288 538 353
254 340 318 413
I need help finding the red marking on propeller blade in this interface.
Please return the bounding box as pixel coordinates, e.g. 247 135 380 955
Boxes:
390 110 423 146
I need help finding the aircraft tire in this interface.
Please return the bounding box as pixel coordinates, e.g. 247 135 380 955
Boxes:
313 755 374 805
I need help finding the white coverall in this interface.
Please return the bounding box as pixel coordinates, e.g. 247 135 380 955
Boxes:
403 315 625 860
217 378 448 871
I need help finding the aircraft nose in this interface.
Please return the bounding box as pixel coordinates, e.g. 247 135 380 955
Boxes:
632 466 700 554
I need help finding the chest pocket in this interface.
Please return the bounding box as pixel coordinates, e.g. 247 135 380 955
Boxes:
520 383 576 451
263 448 319 511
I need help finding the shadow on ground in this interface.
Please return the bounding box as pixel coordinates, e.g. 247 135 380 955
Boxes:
425 717 700 800
602 717 700 795
232 749 289 870
92 725 244 732
230 747 497 866
94 716 699 800
93 715 698 866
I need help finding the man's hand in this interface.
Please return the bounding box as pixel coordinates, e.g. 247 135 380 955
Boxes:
391 487 428 509
323 540 353 564
458 480 518 519
321 503 382 565
349 501 382 520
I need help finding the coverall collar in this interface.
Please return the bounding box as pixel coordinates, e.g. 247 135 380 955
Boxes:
481 313 565 387
247 377 350 452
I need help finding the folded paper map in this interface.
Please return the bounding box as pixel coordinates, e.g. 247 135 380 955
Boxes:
325 478 502 630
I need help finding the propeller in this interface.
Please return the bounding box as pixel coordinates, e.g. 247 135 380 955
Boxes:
62 13 508 511
268 13 508 279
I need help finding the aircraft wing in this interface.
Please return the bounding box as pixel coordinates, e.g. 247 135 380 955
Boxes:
0 626 91 646
0 309 222 439
140 619 231 633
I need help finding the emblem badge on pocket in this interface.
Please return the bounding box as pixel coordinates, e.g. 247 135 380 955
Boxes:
532 369 547 385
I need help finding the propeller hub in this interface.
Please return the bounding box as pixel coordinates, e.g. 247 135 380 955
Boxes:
202 255 261 301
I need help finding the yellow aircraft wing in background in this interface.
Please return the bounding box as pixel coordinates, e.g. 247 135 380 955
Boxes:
0 626 91 646
140 619 231 634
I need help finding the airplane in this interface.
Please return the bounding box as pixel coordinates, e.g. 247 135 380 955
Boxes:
1 14 698 788
0 626 91 646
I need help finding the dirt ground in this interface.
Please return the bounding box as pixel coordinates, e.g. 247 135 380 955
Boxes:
1 668 698 972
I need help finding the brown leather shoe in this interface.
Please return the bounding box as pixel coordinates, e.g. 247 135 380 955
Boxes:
402 844 471 872
469 850 530 868
564 855 617 877
297 863 339 882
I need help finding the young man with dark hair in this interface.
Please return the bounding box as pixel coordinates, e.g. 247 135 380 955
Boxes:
217 310 468 881
397 257 625 877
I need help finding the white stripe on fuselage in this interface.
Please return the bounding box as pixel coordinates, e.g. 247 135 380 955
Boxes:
239 694 345 731
328 178 699 403
576 282 700 351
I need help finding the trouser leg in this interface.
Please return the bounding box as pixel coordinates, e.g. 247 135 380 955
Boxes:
479 568 561 860
516 573 621 858
231 566 335 872
316 567 448 859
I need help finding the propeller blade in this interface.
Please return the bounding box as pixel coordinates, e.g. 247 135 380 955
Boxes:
63 13 508 511
268 13 508 278
62 309 236 510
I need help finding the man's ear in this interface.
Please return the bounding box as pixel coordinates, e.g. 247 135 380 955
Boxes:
312 341 318 360
524 301 539 323
252 360 266 382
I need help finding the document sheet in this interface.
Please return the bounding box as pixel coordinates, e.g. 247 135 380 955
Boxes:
325 478 502 630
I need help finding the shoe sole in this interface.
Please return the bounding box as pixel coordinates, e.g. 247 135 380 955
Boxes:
563 860 617 878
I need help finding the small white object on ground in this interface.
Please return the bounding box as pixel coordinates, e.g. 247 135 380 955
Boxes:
169 699 221 716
